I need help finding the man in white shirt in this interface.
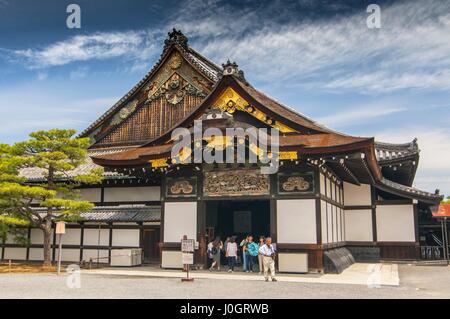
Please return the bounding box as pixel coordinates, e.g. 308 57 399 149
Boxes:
258 237 277 282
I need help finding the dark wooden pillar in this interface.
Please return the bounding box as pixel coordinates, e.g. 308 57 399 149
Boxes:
52 223 57 262
79 222 85 262
26 227 31 261
1 238 4 260
159 175 166 267
371 186 378 242
315 167 322 246
108 222 113 264
196 200 206 269
269 173 277 242
413 201 420 259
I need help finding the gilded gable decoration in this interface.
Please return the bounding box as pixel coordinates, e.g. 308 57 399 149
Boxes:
146 81 160 97
213 87 296 133
110 99 138 125
147 73 206 105
169 51 183 70
80 29 221 145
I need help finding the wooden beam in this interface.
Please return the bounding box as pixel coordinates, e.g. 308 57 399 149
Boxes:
339 161 361 185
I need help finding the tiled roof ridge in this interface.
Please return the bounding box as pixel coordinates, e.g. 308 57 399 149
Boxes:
31 205 161 222
374 139 420 163
375 139 418 151
380 177 442 200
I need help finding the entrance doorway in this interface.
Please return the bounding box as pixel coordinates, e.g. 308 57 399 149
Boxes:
142 228 160 263
205 199 270 245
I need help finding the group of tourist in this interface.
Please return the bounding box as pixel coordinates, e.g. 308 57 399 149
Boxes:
207 235 277 281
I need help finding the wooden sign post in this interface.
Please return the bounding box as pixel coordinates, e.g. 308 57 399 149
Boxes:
181 235 195 282
55 221 66 275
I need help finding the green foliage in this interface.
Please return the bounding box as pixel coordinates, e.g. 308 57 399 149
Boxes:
3 226 30 246
0 129 103 229
0 222 8 241
441 196 450 204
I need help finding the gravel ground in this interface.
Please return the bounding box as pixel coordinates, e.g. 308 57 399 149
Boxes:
0 264 448 299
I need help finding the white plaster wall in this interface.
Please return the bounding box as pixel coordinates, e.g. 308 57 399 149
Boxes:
55 248 80 262
344 209 373 241
333 206 338 243
321 200 328 244
327 177 332 198
161 250 182 268
82 249 109 262
84 228 110 246
4 248 27 260
277 199 316 244
164 202 197 243
30 229 44 244
376 205 415 242
278 253 308 273
29 228 55 245
112 229 140 247
336 206 341 242
79 188 102 202
61 229 81 245
343 182 372 206
327 203 333 243
320 173 326 195
104 186 160 202
331 182 336 201
28 248 44 261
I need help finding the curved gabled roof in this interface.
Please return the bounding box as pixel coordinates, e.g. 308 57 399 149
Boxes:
375 139 419 164
232 77 335 134
377 177 442 204
79 29 221 141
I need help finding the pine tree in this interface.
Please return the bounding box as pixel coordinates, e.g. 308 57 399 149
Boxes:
0 129 103 265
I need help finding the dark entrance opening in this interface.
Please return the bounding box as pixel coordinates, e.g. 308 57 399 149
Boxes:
205 199 270 245
142 228 160 264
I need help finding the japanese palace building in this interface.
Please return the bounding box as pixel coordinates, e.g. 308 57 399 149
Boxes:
1 30 443 273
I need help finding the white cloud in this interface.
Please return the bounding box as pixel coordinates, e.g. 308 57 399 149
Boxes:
317 105 405 127
37 72 48 81
13 30 160 69
173 0 450 93
0 85 118 139
69 66 89 80
7 0 450 93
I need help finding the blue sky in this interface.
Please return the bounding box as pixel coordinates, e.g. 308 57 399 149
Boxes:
0 0 449 196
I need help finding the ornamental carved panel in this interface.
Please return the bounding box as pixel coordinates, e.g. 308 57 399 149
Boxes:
203 170 269 197
277 172 315 194
166 176 197 197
